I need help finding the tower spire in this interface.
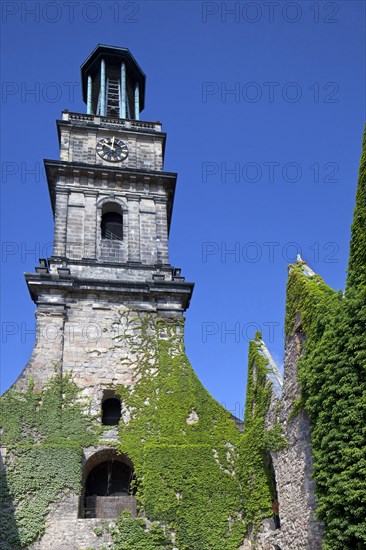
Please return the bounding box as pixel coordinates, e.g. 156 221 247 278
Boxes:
346 124 366 292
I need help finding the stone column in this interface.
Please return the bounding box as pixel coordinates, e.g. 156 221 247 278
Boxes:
66 192 85 260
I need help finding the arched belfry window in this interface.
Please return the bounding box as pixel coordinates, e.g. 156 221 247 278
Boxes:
102 390 121 426
101 202 123 241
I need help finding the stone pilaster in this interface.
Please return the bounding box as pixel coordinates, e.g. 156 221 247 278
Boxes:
66 192 85 260
155 198 169 264
83 192 97 259
127 195 140 262
53 188 68 257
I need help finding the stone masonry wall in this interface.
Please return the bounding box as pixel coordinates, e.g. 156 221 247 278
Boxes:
15 303 163 412
251 327 324 550
52 174 170 272
31 492 114 550
59 121 164 172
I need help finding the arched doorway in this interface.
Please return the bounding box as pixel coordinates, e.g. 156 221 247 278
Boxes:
85 460 131 497
80 449 136 518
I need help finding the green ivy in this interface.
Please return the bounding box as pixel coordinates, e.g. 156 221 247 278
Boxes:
143 444 244 550
111 314 245 550
347 125 366 291
0 373 99 548
285 262 366 548
285 263 338 340
0 314 248 549
110 510 171 549
239 336 286 535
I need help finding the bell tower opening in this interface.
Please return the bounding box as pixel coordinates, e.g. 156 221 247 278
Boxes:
101 202 123 241
80 450 136 519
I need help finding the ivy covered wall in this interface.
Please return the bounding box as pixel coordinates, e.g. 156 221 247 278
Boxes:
284 128 366 549
113 316 245 550
239 335 285 536
0 316 247 550
0 374 100 548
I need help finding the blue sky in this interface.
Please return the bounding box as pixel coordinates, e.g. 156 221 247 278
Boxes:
1 1 365 417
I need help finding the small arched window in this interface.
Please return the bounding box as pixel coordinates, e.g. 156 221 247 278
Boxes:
102 398 122 426
101 203 123 241
101 390 122 426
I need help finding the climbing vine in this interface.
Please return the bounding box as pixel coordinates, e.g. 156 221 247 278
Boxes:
285 259 366 548
0 314 248 550
3 136 365 550
239 334 286 536
112 313 245 550
110 510 171 549
0 373 100 548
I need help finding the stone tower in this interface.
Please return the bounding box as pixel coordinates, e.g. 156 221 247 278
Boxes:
17 44 194 395
1 45 244 550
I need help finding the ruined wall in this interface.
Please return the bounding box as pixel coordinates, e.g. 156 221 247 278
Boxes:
272 328 323 549
250 329 323 550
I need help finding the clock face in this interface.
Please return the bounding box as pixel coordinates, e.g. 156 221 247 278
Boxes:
96 137 128 162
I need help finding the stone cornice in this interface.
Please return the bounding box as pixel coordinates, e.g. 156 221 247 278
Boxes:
25 272 194 313
57 118 165 139
45 159 177 184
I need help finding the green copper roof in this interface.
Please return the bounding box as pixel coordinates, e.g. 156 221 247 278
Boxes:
80 44 146 112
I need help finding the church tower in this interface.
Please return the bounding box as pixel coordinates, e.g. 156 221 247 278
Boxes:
1 45 244 550
18 44 193 394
